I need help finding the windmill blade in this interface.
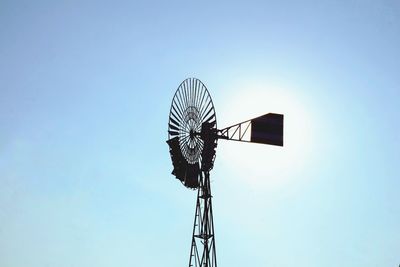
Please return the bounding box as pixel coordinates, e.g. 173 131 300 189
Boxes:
169 116 179 127
169 122 180 132
201 103 213 123
184 162 200 189
203 113 215 124
217 113 284 146
168 130 179 136
167 137 188 183
170 111 182 127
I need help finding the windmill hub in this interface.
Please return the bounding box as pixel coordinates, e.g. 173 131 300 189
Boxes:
189 129 195 139
167 78 284 267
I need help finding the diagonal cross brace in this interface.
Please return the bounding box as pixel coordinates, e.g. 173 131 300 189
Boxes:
217 113 284 146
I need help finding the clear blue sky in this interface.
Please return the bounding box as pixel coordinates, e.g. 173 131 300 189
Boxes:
1 1 399 266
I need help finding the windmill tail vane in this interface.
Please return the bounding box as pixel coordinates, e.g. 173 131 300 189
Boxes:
166 78 284 267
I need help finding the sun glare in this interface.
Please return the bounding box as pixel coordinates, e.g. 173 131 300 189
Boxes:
217 83 316 189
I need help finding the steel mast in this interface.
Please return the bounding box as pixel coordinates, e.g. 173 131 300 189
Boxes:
189 171 216 267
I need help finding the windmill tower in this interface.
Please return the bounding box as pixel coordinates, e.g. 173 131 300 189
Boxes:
167 78 284 267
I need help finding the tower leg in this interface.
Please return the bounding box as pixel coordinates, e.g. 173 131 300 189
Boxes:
188 171 217 267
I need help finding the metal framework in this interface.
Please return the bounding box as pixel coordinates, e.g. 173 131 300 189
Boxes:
189 171 217 267
217 119 252 143
218 113 284 146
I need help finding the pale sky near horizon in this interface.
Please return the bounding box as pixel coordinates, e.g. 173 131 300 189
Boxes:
1 1 399 266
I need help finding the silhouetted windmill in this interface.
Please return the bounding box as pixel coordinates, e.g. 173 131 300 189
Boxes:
167 78 284 267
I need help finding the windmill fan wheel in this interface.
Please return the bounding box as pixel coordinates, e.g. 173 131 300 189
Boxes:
167 78 218 189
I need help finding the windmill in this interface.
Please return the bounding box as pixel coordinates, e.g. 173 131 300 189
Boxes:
167 78 284 267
